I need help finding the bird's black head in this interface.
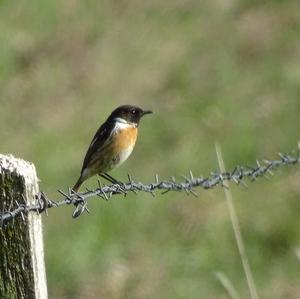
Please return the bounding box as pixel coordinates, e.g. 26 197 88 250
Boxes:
108 105 152 125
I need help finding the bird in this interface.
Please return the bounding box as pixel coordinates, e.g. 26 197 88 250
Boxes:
72 105 152 192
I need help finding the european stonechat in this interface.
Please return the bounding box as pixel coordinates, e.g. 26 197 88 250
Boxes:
72 105 152 192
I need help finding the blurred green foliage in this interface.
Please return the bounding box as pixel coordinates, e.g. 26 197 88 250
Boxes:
1 0 300 298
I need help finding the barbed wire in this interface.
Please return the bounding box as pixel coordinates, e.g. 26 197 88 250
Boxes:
0 148 299 224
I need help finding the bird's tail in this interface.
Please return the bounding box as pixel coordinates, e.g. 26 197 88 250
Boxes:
72 176 83 193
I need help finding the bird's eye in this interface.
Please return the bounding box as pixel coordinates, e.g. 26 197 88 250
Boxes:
131 109 136 114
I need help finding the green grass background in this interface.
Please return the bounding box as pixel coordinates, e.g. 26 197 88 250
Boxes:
1 1 300 298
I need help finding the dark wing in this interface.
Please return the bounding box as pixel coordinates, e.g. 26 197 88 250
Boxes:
80 120 115 174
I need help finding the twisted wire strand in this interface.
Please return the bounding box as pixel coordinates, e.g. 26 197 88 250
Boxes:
0 149 299 223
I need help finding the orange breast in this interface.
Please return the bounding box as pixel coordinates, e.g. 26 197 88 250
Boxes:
111 127 138 153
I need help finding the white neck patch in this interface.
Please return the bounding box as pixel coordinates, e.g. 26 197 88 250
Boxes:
114 117 137 130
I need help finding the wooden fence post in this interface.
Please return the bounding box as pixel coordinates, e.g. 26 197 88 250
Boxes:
0 154 48 299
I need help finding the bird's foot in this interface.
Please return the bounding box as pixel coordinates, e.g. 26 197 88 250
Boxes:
100 173 127 195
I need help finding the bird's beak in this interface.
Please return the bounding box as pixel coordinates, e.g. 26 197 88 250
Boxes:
142 110 153 116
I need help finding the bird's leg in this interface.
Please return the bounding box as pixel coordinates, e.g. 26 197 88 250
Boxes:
100 173 127 194
100 173 119 184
